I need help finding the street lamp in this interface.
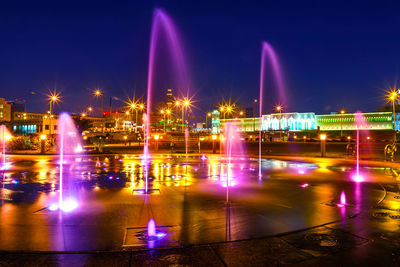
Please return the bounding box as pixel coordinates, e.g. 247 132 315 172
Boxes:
183 99 191 131
166 109 171 125
93 89 104 115
47 90 61 138
275 105 282 140
340 109 345 137
388 90 398 131
253 99 258 131
206 112 212 130
161 109 166 133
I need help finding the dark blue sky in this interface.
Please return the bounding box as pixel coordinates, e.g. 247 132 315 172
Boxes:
1 0 399 115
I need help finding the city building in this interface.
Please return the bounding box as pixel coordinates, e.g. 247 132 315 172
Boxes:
216 111 400 133
0 98 11 123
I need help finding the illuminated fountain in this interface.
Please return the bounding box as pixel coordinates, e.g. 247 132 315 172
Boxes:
0 125 11 173
138 9 189 194
352 112 368 182
0 125 11 205
337 191 347 207
258 42 287 177
222 122 247 202
49 113 84 212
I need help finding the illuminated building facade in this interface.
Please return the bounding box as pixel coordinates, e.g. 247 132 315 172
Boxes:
217 111 400 133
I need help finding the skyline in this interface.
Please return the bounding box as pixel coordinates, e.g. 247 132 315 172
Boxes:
1 1 400 115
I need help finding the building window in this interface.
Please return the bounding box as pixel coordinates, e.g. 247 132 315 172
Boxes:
45 125 49 130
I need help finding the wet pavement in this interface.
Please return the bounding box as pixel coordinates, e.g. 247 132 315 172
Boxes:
1 153 400 265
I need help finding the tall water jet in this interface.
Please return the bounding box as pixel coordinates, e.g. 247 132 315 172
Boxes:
55 113 84 212
258 42 287 177
144 8 189 157
353 112 368 182
222 122 247 201
0 125 11 173
0 125 11 205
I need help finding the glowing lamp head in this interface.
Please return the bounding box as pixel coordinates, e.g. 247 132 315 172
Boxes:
347 136 351 140
212 135 217 140
139 104 144 109
154 135 159 140
320 134 327 140
160 110 165 114
40 134 46 140
166 109 171 114
207 112 211 117
88 107 93 112
184 100 189 106
83 136 87 140
276 105 282 112
340 110 345 114
124 136 128 140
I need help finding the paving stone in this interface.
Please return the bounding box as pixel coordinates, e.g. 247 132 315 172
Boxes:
130 246 223 266
211 237 313 266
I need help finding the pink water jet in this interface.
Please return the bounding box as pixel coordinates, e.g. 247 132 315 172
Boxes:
352 112 368 183
300 183 309 188
222 122 247 200
54 113 84 212
337 191 347 207
147 218 156 237
258 42 287 177
0 125 11 172
144 8 189 154
201 154 207 160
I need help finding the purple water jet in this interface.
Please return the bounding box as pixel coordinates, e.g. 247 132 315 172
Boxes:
0 125 11 172
53 113 85 212
337 191 347 207
259 42 287 177
140 9 190 194
222 122 247 201
144 8 189 153
352 112 368 182
147 218 156 237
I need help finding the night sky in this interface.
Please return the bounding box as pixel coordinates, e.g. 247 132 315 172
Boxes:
1 0 400 116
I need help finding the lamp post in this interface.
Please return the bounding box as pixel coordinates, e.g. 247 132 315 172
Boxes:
390 91 398 131
48 92 60 139
166 109 171 125
276 105 282 140
139 103 144 126
94 89 103 115
320 134 326 157
161 109 166 133
183 99 190 130
340 109 345 138
206 112 211 130
253 99 258 132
